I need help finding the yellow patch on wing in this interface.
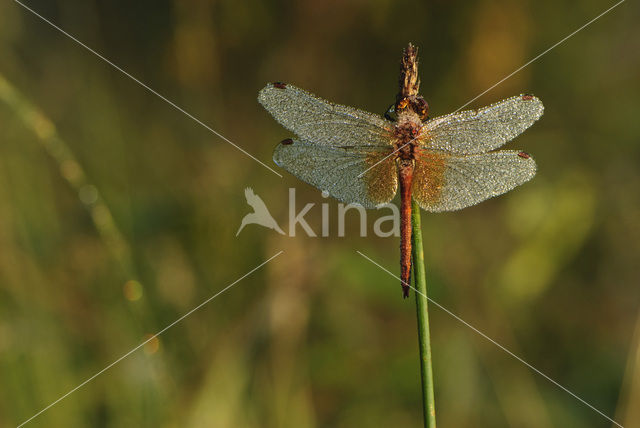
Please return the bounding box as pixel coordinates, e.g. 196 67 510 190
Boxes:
412 148 447 206
364 149 398 205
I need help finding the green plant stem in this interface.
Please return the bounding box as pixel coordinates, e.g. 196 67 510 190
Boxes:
411 197 436 428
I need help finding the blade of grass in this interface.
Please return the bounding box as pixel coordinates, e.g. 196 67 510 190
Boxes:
411 197 436 427
0 73 133 274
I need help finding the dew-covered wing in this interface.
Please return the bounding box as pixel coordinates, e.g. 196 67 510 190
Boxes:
412 149 536 212
273 139 397 208
423 95 543 154
258 83 393 148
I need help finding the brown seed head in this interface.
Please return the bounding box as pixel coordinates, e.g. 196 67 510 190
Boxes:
398 43 420 99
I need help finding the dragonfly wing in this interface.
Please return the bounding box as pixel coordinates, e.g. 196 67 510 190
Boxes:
273 139 397 208
259 83 393 147
424 95 544 154
412 149 536 212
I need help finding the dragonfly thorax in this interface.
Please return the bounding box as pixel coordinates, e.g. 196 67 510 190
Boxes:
393 110 424 161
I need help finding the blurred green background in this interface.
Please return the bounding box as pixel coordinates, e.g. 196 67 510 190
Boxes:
1 0 639 427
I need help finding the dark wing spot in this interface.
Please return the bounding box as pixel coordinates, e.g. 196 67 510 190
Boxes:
281 138 294 145
273 82 287 89
521 94 534 101
517 151 531 159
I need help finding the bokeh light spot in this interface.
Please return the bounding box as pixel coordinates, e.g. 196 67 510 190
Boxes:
143 334 160 355
32 114 54 139
79 185 98 205
92 205 111 226
60 160 82 182
123 280 143 301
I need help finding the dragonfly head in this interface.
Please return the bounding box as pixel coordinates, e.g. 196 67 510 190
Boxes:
395 95 429 122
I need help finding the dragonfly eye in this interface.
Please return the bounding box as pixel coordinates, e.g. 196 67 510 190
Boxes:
411 96 429 121
280 138 294 145
395 95 429 121
273 82 287 89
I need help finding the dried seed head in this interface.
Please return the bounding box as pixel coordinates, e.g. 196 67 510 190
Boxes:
399 43 420 98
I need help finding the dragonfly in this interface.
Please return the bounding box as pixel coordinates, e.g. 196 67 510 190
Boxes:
258 81 543 297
